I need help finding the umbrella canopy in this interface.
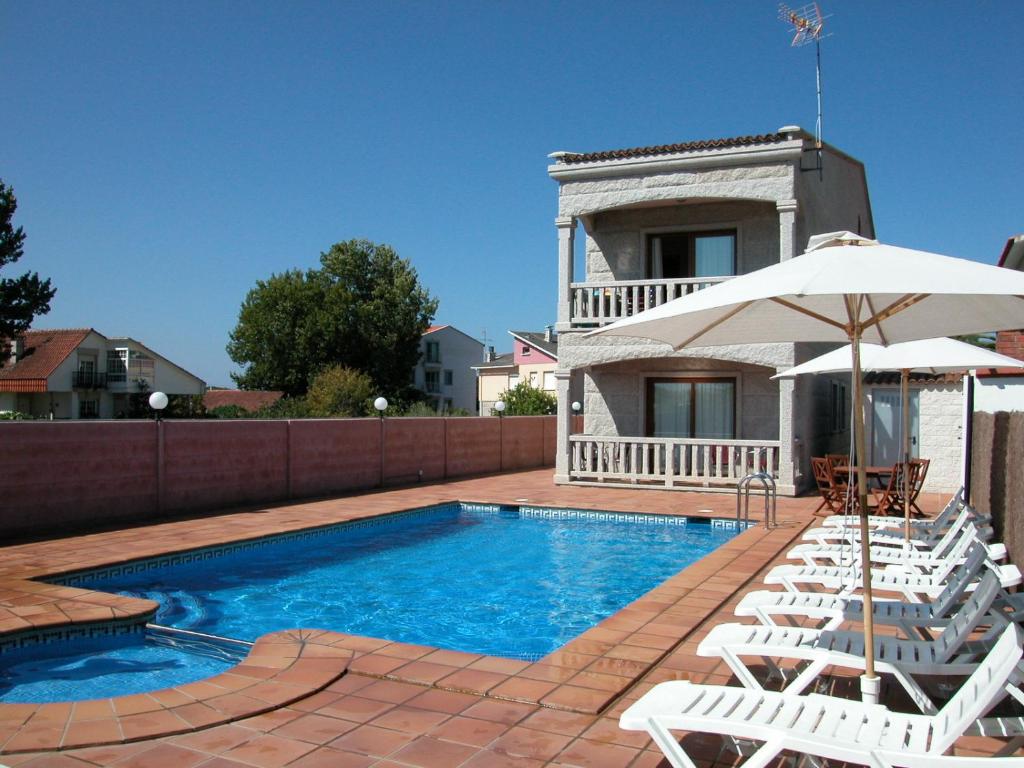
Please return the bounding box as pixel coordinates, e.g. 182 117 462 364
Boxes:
594 232 1024 349
774 337 1024 539
589 231 1024 704
773 337 1024 378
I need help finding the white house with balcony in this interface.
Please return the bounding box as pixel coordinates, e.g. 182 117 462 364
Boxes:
0 328 206 419
414 325 483 413
548 127 875 495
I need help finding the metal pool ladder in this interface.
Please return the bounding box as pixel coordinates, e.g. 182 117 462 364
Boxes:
736 471 777 529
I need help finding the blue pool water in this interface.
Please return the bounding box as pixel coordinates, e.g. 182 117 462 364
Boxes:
66 504 740 660
3 504 742 703
0 629 246 703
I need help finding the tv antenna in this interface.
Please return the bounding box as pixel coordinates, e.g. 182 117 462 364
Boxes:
779 3 830 178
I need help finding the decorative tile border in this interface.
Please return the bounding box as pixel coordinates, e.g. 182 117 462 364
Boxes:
0 619 145 656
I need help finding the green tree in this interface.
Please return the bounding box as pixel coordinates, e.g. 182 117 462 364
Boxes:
227 239 438 398
0 180 56 355
494 381 557 416
955 333 996 351
306 365 375 417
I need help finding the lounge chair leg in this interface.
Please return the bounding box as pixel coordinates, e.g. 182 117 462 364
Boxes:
889 666 937 715
646 720 698 768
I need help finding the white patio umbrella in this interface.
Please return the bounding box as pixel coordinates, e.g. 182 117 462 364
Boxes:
774 337 1024 539
589 231 1024 703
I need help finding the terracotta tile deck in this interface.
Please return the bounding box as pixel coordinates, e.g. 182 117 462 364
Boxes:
0 469 1015 766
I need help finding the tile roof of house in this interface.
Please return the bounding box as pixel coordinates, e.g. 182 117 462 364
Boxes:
863 371 962 386
510 331 558 359
203 389 284 413
472 352 516 370
553 132 791 165
0 328 93 392
424 325 448 334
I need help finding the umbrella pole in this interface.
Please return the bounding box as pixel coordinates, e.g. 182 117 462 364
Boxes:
902 369 912 541
851 324 879 702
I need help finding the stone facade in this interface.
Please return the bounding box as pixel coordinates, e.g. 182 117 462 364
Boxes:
548 128 874 494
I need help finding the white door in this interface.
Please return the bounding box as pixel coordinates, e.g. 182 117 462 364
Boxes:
871 388 919 466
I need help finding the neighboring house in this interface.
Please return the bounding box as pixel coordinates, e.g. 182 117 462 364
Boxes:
203 389 283 413
472 328 579 415
413 325 483 413
975 235 1024 412
0 328 206 419
474 349 516 416
548 127 877 495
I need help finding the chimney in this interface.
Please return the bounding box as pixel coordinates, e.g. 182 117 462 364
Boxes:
8 337 23 366
544 325 554 343
485 346 495 363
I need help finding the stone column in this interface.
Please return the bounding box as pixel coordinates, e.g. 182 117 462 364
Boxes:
554 369 573 483
555 216 576 332
776 375 797 495
777 199 798 262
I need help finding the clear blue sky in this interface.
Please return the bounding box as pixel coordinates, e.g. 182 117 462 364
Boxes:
3 2 1021 386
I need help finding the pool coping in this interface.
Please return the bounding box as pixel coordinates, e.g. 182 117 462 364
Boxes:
0 492 812 753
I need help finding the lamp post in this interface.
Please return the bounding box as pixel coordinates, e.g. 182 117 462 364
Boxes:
571 400 581 436
494 400 505 473
374 397 388 487
149 391 168 421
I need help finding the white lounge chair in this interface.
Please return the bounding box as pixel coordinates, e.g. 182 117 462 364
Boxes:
766 523 1003 596
620 622 1024 768
819 488 965 531
789 519 1004 571
805 502 987 550
736 543 1022 635
698 570 1008 714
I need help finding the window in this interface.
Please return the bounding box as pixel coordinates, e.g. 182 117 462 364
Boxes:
647 230 736 279
508 374 519 389
443 370 453 386
425 370 440 393
543 371 555 391
645 377 736 439
521 345 531 356
425 341 441 363
529 371 539 387
830 380 848 433
79 399 99 419
106 349 128 382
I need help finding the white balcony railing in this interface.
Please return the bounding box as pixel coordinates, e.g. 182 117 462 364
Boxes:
569 276 731 328
569 435 780 488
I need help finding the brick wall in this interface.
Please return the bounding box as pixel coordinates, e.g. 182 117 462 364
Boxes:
0 416 557 538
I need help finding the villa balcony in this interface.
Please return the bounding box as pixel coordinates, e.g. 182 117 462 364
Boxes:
71 371 107 389
568 276 731 329
569 435 781 489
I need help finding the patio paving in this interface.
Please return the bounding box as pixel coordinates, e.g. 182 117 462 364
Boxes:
0 469 1014 766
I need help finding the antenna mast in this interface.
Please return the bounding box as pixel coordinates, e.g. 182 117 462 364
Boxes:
779 3 829 178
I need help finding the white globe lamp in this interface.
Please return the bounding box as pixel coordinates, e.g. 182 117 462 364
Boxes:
149 391 169 421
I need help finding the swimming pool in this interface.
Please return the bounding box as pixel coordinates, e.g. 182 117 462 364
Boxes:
55 503 743 661
0 626 248 704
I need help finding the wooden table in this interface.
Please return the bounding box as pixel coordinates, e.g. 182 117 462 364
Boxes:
834 465 894 490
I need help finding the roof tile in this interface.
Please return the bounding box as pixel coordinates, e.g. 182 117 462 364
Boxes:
0 329 92 388
555 132 789 165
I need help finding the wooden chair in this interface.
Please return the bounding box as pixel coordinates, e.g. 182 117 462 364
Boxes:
811 457 851 515
824 453 849 474
870 462 906 516
908 458 931 516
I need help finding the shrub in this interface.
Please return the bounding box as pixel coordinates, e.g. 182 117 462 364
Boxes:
494 381 557 416
306 365 375 417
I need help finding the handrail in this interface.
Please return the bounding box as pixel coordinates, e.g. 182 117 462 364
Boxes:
736 470 777 529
